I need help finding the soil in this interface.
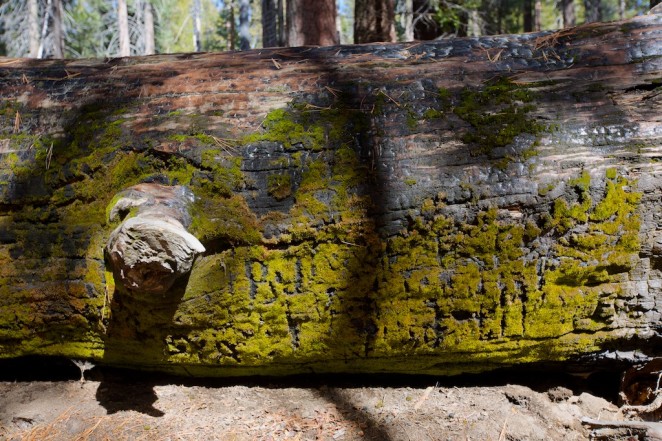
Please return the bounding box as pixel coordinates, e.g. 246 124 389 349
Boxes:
0 359 651 441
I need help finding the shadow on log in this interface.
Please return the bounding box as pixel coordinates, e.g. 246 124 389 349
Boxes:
0 15 660 378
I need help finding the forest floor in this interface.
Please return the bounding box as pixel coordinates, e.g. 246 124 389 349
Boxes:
0 360 652 441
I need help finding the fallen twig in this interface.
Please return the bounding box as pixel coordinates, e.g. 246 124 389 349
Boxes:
581 417 662 440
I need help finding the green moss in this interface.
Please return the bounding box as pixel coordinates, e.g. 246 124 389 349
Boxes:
453 77 545 156
243 108 325 151
406 109 418 130
422 109 444 119
267 173 292 200
189 194 261 247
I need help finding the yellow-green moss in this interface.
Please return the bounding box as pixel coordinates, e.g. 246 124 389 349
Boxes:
267 174 292 200
453 77 545 156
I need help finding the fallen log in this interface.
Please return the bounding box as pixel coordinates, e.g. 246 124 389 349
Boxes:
0 14 661 376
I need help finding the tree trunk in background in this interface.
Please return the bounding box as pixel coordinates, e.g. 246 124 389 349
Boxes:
401 0 414 41
227 1 236 50
118 0 130 56
37 0 52 58
467 9 481 36
584 0 602 23
651 0 661 10
286 0 338 46
535 0 542 31
144 1 155 55
52 0 64 58
354 0 396 43
561 0 575 28
192 0 202 51
524 0 533 32
28 0 40 58
277 0 285 45
262 0 278 47
239 0 251 50
0 16 660 377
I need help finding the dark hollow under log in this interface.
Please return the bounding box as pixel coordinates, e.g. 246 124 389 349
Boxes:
0 15 661 376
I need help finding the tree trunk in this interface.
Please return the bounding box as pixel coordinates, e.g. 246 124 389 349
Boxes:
52 0 64 58
228 1 236 51
239 0 251 50
277 0 285 46
534 0 542 31
144 0 155 55
37 0 52 59
0 16 660 377
584 0 602 23
402 0 414 41
467 9 481 36
354 0 396 44
118 0 130 56
562 0 575 28
262 0 279 47
524 0 533 32
192 0 202 52
28 0 40 58
286 0 338 46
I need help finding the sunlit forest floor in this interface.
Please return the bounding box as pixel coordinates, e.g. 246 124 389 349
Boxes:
0 373 623 440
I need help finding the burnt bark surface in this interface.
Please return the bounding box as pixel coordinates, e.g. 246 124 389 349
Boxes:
0 15 661 376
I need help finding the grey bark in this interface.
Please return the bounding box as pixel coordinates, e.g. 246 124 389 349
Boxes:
118 0 130 56
51 0 63 58
28 0 39 58
192 0 202 52
144 0 155 55
37 0 52 58
402 0 414 41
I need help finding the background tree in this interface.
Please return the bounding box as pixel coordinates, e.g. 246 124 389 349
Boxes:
286 0 338 46
238 0 251 50
118 0 130 55
192 0 202 51
261 0 278 47
28 0 40 57
354 0 396 43
561 0 576 27
584 0 602 22
144 0 155 55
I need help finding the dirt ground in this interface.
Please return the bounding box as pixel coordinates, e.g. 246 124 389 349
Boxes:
1 362 651 441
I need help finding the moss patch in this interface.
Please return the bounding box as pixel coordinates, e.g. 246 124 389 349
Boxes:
453 77 545 156
267 174 292 200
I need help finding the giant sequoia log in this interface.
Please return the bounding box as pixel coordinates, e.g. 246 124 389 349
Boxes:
0 15 661 376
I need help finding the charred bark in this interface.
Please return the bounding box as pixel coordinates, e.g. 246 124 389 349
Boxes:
0 16 660 376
